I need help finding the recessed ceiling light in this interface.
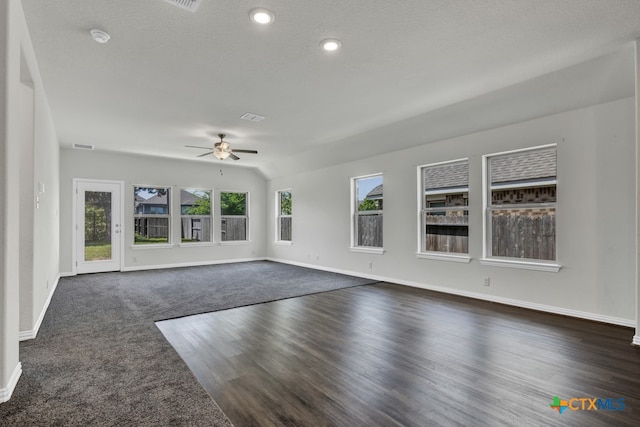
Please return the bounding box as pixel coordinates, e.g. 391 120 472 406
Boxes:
90 29 110 44
249 8 275 25
320 38 342 52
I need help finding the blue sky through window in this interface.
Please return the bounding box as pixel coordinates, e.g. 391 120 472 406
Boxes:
357 175 383 202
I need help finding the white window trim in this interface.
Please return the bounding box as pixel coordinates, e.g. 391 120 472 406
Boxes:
131 243 175 250
178 242 216 248
133 185 172 246
220 240 252 246
350 173 384 251
482 144 560 271
479 257 561 272
180 188 214 245
219 191 250 243
416 252 471 263
275 188 292 243
416 158 470 259
350 246 385 255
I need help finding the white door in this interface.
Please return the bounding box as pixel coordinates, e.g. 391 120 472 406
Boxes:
76 180 122 274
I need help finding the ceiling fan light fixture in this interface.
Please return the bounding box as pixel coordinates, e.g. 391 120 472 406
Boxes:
320 38 341 52
187 133 256 161
249 8 275 25
214 149 230 160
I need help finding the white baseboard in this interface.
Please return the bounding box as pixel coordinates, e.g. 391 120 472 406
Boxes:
19 275 61 341
59 271 75 278
0 363 22 403
267 257 635 328
632 335 640 346
121 257 267 272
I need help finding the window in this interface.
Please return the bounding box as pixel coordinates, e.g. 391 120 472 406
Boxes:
484 145 558 268
419 160 469 258
134 186 171 245
351 174 383 251
220 192 248 242
276 190 292 242
180 189 212 243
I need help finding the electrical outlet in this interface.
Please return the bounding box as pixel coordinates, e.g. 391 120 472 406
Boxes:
483 277 491 286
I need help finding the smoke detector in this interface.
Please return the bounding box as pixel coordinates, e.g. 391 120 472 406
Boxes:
90 29 110 44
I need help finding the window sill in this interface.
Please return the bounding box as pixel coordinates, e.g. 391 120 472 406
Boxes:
178 242 216 248
350 247 385 255
416 252 471 263
274 241 293 246
131 244 174 250
220 240 251 245
480 258 561 272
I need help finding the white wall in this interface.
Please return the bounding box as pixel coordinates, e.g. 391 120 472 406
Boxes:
18 83 35 333
268 97 636 324
59 150 266 273
0 0 18 401
27 74 60 338
634 40 640 345
1 0 60 401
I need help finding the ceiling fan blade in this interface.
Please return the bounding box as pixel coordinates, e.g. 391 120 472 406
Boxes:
232 149 258 154
185 145 211 150
229 153 240 161
197 151 213 158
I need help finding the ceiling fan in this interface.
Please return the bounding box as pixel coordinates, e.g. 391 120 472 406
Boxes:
185 134 258 160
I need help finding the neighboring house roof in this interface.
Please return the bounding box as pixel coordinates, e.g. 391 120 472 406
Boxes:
140 193 168 206
366 184 383 200
490 148 556 184
424 162 469 191
179 190 201 206
367 149 556 197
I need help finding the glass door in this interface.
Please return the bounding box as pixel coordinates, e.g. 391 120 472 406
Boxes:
76 180 122 273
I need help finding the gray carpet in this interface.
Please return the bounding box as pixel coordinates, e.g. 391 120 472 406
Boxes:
0 261 375 426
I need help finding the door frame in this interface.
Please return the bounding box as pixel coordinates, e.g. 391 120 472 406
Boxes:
73 178 125 275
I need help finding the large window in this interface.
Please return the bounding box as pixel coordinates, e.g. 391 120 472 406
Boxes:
484 145 557 267
180 189 212 243
221 192 248 242
419 159 469 257
134 186 171 245
351 174 383 251
276 189 292 242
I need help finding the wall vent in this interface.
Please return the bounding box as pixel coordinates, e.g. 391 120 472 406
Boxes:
163 0 201 13
73 143 95 150
240 112 266 122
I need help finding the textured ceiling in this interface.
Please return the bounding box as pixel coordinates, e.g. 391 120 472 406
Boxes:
20 0 640 177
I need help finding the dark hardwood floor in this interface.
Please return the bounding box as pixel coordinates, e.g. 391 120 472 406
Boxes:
156 283 640 427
